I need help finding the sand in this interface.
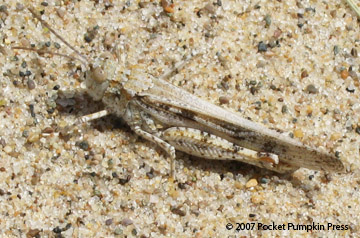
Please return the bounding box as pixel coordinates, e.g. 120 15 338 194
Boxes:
0 0 359 237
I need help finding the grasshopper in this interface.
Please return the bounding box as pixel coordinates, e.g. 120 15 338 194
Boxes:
16 6 344 179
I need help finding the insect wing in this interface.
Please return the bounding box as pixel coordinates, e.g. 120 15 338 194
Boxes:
136 76 344 172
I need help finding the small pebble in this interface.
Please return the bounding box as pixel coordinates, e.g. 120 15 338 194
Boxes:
77 141 89 150
351 48 358 57
264 14 271 27
105 218 113 226
305 84 318 94
301 70 309 79
27 79 36 90
171 206 186 216
341 70 349 79
333 45 339 55
29 104 35 117
258 41 267 52
22 130 29 138
161 0 174 13
114 228 123 235
260 177 269 184
27 132 40 143
42 127 54 134
121 218 133 226
355 126 360 135
16 3 24 11
294 129 304 138
56 8 65 18
4 145 12 154
41 2 48 6
251 193 263 204
27 229 41 238
0 5 7 13
146 167 155 179
0 138 6 147
178 182 187 189
53 226 61 233
219 96 230 104
204 3 215 14
346 83 355 93
246 178 258 188
54 42 61 50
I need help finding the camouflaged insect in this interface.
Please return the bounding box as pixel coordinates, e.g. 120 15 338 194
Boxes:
19 6 344 178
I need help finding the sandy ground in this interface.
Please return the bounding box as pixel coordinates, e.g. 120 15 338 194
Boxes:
1 0 360 237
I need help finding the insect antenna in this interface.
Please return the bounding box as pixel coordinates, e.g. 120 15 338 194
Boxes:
26 6 89 66
11 46 84 63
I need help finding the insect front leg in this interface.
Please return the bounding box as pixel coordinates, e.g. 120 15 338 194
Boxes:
47 110 110 137
124 102 177 179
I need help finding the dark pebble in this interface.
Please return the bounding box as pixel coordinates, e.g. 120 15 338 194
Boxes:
27 79 36 90
305 84 318 94
45 41 51 47
264 14 271 28
0 5 7 12
22 130 29 138
178 182 187 189
53 226 62 233
146 167 155 179
249 213 256 218
250 86 258 95
260 177 269 184
54 42 61 49
258 41 267 52
78 141 89 150
41 2 49 6
27 229 41 237
309 175 314 180
171 206 186 216
29 104 35 117
346 84 355 93
64 223 72 231
105 219 113 226
0 137 6 147
119 175 131 185
301 70 309 79
351 48 358 57
84 34 93 43
47 108 55 114
219 96 230 104
21 61 27 68
355 126 360 134
53 85 60 90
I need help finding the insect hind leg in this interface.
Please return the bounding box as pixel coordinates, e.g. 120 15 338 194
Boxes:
161 127 299 173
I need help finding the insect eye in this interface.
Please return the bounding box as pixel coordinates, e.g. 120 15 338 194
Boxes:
91 66 108 83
